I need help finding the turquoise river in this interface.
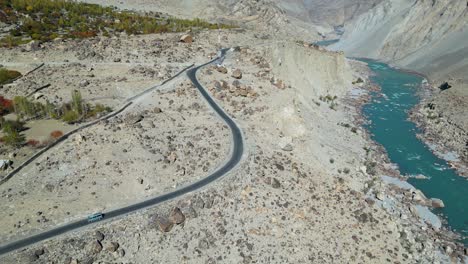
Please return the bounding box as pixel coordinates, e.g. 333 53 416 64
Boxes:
361 59 468 245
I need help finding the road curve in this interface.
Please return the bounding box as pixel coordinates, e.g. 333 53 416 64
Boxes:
0 48 244 255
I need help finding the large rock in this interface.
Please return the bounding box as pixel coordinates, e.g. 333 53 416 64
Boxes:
169 207 186 224
430 198 445 208
231 69 243 79
90 240 103 254
216 65 228 74
79 80 90 87
0 160 12 170
125 114 144 125
156 217 174 232
180 34 193 43
25 40 40 52
278 137 293 151
105 242 119 252
94 231 105 242
167 152 177 163
271 178 281 189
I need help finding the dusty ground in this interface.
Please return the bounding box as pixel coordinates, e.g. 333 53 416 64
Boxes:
1 30 464 263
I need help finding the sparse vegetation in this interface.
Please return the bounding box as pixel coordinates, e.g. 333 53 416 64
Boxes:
1 120 25 147
61 109 80 124
0 68 21 85
319 94 338 110
352 77 364 85
0 0 234 47
71 89 83 115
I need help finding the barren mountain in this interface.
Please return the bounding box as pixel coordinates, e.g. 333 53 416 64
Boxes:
332 0 468 81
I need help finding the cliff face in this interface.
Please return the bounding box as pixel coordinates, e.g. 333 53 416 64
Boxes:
267 43 352 99
331 0 468 81
276 0 383 26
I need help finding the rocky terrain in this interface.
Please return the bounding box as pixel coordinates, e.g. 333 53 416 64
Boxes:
1 0 467 263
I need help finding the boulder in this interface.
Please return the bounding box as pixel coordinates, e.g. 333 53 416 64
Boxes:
34 93 44 100
411 190 427 203
430 198 445 208
74 134 86 145
216 65 228 74
439 82 452 91
79 80 90 87
156 217 174 232
220 80 229 90
105 242 119 252
169 207 186 224
180 34 193 43
232 80 242 88
375 192 385 201
94 231 105 242
34 248 45 257
25 40 40 52
231 69 242 79
90 240 103 254
125 114 144 125
167 152 177 163
278 137 293 151
271 178 281 189
0 160 12 170
153 107 162 113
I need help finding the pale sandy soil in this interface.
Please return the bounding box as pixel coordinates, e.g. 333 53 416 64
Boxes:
1 33 462 263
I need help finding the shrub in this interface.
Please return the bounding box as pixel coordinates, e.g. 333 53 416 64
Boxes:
62 109 80 123
0 68 21 85
0 95 13 115
27 139 40 148
0 119 25 132
87 103 112 118
2 121 25 147
50 130 64 139
71 90 83 115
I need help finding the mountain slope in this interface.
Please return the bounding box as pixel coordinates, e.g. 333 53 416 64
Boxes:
331 0 468 81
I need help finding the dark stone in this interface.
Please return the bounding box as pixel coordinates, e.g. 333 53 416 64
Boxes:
94 231 105 242
272 178 281 189
34 248 45 257
439 82 452 91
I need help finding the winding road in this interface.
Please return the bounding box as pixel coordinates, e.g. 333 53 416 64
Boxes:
0 48 244 255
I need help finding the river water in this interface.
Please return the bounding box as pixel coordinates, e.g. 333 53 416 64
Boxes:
360 59 468 245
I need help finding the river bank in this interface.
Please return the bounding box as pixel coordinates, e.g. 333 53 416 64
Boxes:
409 85 468 179
351 58 467 260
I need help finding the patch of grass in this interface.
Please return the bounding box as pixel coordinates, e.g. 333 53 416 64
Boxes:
1 120 25 147
0 0 235 47
0 68 21 85
61 109 79 124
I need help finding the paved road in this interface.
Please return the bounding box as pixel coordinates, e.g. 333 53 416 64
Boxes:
0 48 244 255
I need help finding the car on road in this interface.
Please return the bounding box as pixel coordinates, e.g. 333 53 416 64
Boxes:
87 213 104 222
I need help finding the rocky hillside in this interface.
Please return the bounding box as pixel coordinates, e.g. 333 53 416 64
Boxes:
332 0 468 81
81 0 321 42
276 0 383 28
